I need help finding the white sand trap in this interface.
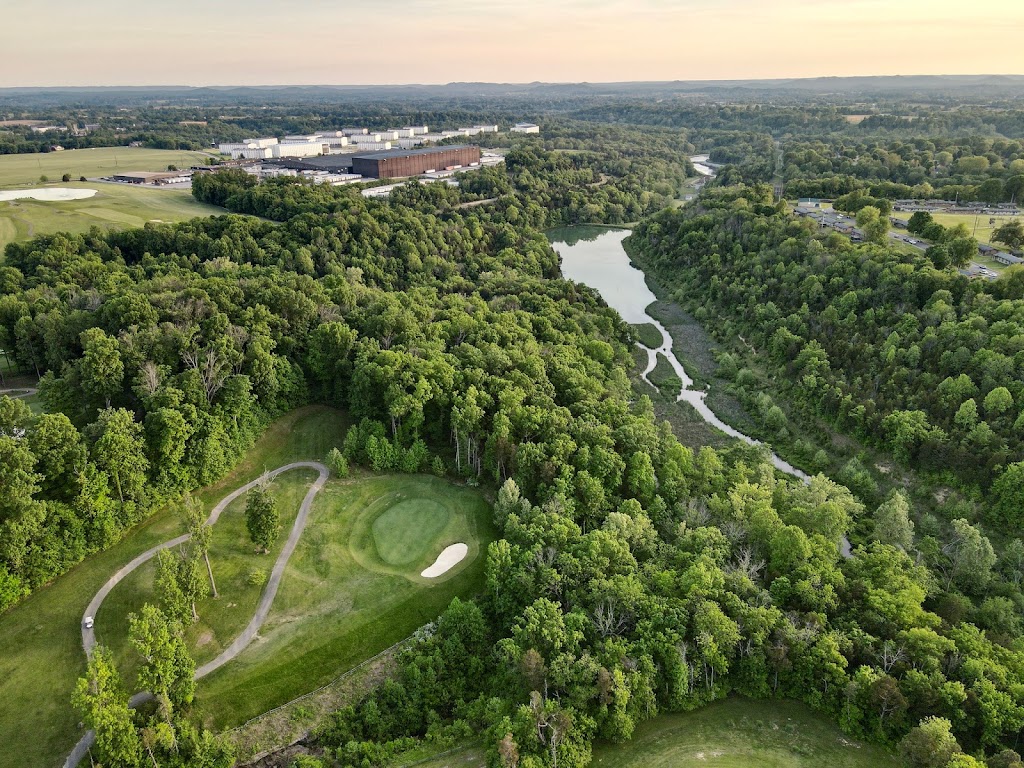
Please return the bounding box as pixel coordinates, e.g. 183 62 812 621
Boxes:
421 543 469 578
0 187 97 202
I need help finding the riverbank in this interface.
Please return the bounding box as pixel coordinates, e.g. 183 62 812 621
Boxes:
550 225 811 482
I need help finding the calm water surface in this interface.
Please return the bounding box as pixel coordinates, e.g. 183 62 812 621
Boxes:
549 225 812 484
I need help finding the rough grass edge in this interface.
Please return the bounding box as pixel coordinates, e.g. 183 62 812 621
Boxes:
227 636 413 765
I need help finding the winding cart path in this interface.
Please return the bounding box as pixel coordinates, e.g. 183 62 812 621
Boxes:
65 461 329 768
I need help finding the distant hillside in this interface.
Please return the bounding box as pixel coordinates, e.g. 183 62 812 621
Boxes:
1 75 1023 107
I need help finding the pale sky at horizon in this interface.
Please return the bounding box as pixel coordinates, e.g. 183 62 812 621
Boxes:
1 0 1021 87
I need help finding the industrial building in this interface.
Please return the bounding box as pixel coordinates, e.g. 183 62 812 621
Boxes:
511 123 540 134
351 145 481 179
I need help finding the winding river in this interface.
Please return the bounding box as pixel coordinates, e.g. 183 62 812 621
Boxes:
548 225 810 484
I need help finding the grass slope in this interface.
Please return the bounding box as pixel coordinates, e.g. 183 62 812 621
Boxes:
196 474 492 729
0 406 347 768
407 699 899 768
0 181 224 252
0 147 217 188
97 471 492 731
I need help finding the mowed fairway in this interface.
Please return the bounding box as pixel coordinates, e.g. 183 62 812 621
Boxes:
94 469 493 731
0 147 217 188
0 181 224 252
196 474 493 729
410 698 899 768
590 699 900 768
0 406 348 768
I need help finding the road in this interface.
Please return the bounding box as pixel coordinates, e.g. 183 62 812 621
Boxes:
66 461 329 768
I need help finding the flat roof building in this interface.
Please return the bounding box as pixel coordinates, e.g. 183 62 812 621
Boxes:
351 145 481 179
511 122 540 134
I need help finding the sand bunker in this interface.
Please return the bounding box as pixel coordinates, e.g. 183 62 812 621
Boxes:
0 187 97 202
421 543 469 578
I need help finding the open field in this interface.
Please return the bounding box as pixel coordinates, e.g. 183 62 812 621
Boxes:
0 147 217 188
407 698 899 768
97 469 493 730
0 181 224 252
0 406 348 768
892 210 1017 249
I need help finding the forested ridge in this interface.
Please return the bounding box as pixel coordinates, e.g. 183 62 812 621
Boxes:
3 142 1024 768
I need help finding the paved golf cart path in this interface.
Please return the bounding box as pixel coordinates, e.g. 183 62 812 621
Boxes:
0 386 38 398
66 461 329 768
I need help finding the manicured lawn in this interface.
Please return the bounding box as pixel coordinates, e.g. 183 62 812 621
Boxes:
372 499 451 567
195 473 494 729
0 147 217 188
0 406 348 768
0 181 224 252
97 469 322 685
407 698 900 768
590 698 900 768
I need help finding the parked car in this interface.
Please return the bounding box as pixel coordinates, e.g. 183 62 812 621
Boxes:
84 616 94 629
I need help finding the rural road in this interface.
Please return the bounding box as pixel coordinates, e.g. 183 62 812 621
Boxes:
66 461 329 768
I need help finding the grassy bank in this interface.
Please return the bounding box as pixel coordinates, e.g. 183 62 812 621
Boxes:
0 406 348 768
404 698 900 768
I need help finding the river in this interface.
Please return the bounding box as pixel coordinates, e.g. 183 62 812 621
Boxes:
548 225 811 484
548 226 852 557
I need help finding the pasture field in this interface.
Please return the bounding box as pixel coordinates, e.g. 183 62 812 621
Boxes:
0 147 217 188
408 698 900 768
0 181 224 252
0 406 348 768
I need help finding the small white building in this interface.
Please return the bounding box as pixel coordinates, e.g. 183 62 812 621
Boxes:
418 133 445 143
351 141 393 151
350 133 386 144
511 123 540 134
398 138 426 149
403 126 429 135
342 127 368 136
284 134 320 143
378 130 400 141
473 125 499 133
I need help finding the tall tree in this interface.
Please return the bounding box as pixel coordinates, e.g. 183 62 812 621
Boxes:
72 645 142 768
90 408 149 506
245 484 280 554
181 494 217 597
79 327 124 409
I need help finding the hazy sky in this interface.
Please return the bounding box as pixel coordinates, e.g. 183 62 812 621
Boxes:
1 0 1021 86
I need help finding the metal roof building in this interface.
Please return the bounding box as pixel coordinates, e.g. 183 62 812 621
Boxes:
350 145 481 179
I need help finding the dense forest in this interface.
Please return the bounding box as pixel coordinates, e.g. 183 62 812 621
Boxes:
5 100 1024 768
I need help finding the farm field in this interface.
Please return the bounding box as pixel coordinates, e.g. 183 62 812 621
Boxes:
98 470 493 730
0 147 217 188
0 407 348 768
409 698 900 768
0 181 224 252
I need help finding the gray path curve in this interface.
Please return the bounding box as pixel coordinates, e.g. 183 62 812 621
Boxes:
65 461 329 768
0 386 38 398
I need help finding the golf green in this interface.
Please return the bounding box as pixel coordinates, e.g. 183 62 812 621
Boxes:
372 499 451 566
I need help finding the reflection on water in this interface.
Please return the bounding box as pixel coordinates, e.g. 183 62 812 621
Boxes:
549 225 810 483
